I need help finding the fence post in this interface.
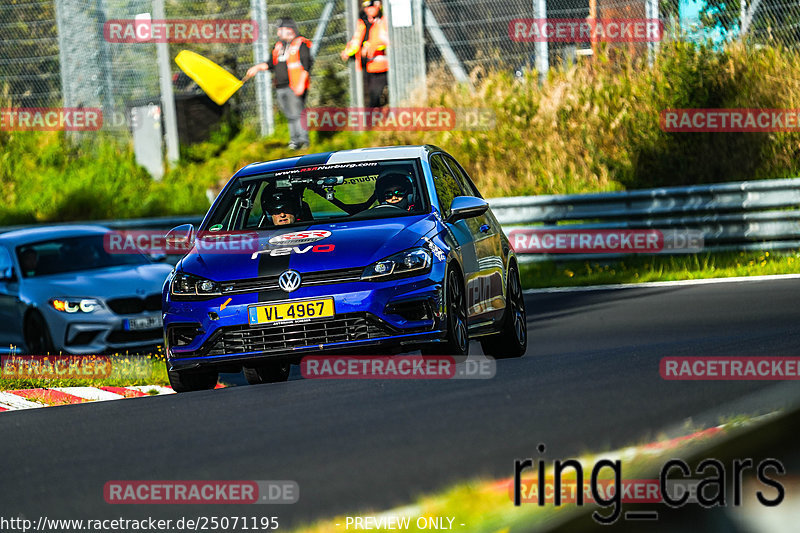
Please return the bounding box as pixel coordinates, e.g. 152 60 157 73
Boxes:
384 0 426 104
153 0 179 166
534 0 548 83
251 0 274 137
646 0 658 66
311 0 337 59
345 0 365 108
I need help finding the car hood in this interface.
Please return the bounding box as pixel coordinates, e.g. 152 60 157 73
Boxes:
179 213 440 281
22 263 174 301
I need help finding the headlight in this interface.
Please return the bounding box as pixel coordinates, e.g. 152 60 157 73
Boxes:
170 272 221 297
50 298 102 313
361 248 432 281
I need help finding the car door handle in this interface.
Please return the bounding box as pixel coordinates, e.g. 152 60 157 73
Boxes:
479 224 490 233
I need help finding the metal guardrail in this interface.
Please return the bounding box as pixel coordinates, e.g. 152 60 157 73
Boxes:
3 178 799 262
0 215 205 235
489 177 800 262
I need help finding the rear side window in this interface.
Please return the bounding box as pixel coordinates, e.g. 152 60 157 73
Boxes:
430 154 465 218
443 156 482 198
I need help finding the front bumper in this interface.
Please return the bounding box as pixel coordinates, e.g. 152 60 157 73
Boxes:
163 271 446 371
43 307 164 355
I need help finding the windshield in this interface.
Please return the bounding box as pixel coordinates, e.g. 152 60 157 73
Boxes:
16 234 150 278
204 159 428 231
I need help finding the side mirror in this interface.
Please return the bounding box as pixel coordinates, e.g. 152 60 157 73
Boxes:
0 266 16 282
446 196 489 223
165 224 195 251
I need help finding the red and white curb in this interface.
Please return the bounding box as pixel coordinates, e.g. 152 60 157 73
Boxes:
0 385 182 411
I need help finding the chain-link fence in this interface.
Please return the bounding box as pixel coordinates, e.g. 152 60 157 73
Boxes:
1 0 348 133
2 0 800 141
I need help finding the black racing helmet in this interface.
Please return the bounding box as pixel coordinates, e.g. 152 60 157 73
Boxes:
375 170 414 210
262 186 303 218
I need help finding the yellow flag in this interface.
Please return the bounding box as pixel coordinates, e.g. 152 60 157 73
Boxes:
174 50 245 105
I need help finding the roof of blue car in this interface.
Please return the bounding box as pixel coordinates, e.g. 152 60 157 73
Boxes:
0 225 109 245
235 145 432 178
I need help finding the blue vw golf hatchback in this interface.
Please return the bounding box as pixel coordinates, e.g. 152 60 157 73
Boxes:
162 146 526 391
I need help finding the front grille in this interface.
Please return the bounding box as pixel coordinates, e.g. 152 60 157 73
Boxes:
220 267 364 294
203 313 390 355
106 294 161 315
106 328 162 344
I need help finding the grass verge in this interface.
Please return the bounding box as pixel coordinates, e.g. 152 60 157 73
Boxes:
0 353 169 391
519 250 800 289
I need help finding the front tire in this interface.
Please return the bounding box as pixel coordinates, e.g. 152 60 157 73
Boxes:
24 311 55 354
423 268 469 356
243 361 291 385
167 366 219 392
481 265 527 359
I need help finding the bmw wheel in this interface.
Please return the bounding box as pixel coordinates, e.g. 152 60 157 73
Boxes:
481 265 527 359
24 311 55 355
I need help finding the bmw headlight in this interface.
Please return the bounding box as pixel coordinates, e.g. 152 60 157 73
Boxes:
362 248 432 281
170 271 221 297
50 298 102 313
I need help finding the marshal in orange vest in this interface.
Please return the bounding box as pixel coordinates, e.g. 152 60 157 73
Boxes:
363 17 388 74
272 36 312 97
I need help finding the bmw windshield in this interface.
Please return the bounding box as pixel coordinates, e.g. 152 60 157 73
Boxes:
16 235 150 278
204 159 429 231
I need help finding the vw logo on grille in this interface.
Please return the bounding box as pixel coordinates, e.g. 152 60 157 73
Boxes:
278 270 302 292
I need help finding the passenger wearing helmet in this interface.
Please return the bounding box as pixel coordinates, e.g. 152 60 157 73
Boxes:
375 171 414 211
262 188 304 226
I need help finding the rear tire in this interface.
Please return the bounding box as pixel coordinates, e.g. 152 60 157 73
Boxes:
24 311 55 354
167 366 219 392
243 361 291 385
422 268 469 356
481 265 527 359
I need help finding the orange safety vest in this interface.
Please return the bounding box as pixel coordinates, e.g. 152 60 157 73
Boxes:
343 19 368 71
272 36 312 97
364 17 388 74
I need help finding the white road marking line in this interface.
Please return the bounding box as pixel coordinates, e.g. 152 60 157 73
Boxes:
0 391 45 410
50 387 124 402
523 273 800 294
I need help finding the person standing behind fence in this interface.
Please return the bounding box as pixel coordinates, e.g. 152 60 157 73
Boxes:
360 1 388 107
247 18 312 150
341 5 371 103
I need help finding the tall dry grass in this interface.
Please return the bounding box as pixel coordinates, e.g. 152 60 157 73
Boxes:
376 41 800 197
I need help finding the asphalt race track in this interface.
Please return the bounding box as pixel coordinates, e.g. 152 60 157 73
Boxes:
2 277 799 529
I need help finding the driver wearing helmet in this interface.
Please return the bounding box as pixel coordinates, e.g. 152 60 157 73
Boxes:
375 170 415 211
262 188 304 226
